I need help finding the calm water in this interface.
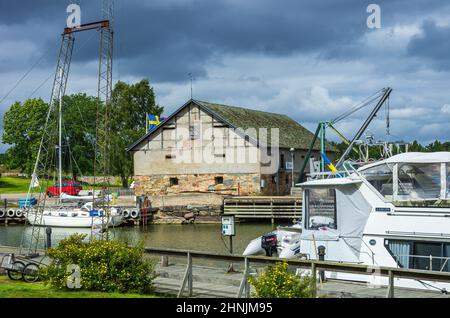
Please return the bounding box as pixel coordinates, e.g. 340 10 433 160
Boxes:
0 223 282 254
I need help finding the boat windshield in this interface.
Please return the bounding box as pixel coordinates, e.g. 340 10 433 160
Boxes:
360 161 450 207
359 163 394 200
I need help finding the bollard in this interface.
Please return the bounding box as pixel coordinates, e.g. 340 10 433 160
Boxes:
161 255 169 267
318 245 326 282
45 227 52 249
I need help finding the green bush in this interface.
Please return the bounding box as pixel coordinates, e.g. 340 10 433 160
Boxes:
248 262 313 298
41 234 157 294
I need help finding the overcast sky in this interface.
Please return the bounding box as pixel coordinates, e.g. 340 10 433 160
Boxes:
1 0 450 152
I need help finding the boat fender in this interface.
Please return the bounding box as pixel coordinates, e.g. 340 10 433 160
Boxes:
7 209 15 218
130 210 139 219
15 209 23 218
122 210 130 218
0 209 5 218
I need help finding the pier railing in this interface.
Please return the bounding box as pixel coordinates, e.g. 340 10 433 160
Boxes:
144 247 450 298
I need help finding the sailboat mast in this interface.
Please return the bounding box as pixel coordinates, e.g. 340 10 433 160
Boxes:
58 69 63 204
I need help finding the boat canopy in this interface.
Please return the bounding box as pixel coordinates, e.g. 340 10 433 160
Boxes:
356 152 450 205
300 178 362 187
359 152 450 171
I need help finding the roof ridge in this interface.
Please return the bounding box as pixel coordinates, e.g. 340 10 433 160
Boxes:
195 99 292 118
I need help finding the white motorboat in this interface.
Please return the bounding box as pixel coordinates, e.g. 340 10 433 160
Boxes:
26 202 123 228
244 152 450 291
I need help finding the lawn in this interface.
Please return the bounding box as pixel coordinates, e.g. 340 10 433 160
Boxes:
0 176 124 194
0 276 159 298
0 177 37 194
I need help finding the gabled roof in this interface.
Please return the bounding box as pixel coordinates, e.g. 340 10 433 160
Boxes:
127 99 323 151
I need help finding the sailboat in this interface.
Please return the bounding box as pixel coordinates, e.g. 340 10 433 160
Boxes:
25 71 123 228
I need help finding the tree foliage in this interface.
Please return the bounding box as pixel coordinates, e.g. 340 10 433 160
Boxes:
109 79 163 187
2 98 49 174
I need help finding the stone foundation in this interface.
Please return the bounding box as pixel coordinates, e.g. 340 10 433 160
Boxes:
134 173 260 196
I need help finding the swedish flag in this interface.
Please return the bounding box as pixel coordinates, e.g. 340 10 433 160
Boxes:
321 152 337 173
148 114 160 131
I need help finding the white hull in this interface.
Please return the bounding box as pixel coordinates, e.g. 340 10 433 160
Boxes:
26 211 123 228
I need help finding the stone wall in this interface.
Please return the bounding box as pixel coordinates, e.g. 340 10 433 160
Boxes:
134 173 260 196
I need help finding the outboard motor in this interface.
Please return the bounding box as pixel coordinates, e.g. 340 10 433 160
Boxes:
261 233 278 257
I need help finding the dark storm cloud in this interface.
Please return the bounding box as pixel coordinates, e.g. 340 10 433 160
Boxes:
407 19 450 70
1 0 450 81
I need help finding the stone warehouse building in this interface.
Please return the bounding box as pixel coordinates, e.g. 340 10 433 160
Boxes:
128 99 333 196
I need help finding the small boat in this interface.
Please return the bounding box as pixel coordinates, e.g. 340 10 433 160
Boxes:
26 202 123 228
243 223 302 258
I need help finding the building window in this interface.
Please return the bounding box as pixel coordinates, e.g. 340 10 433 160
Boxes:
280 154 285 170
215 176 224 185
165 154 176 159
169 178 179 186
305 188 337 230
189 124 200 140
244 135 250 147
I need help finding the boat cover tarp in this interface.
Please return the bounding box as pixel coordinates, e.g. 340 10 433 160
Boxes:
336 184 372 256
301 183 372 258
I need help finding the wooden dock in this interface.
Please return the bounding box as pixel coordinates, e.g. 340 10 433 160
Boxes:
223 196 302 223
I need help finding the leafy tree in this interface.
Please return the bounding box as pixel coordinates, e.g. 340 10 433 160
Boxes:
109 79 163 187
2 98 49 174
61 93 99 178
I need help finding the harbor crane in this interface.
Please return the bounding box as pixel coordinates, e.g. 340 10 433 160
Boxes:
298 87 394 182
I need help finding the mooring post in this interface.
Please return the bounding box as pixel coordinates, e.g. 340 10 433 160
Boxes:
45 227 52 249
318 245 326 282
386 270 394 298
161 255 169 267
310 262 317 298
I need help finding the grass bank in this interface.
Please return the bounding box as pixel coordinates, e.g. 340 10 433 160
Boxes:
0 177 37 194
0 276 160 298
0 176 124 194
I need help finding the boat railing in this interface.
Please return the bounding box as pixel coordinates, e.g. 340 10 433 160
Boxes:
393 254 450 272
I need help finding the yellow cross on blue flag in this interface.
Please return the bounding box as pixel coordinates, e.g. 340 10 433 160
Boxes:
321 152 337 173
148 114 160 131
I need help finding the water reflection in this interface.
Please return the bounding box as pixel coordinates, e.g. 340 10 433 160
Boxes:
0 223 279 254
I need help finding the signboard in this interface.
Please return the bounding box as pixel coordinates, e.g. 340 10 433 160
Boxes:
221 215 235 236
285 161 293 170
